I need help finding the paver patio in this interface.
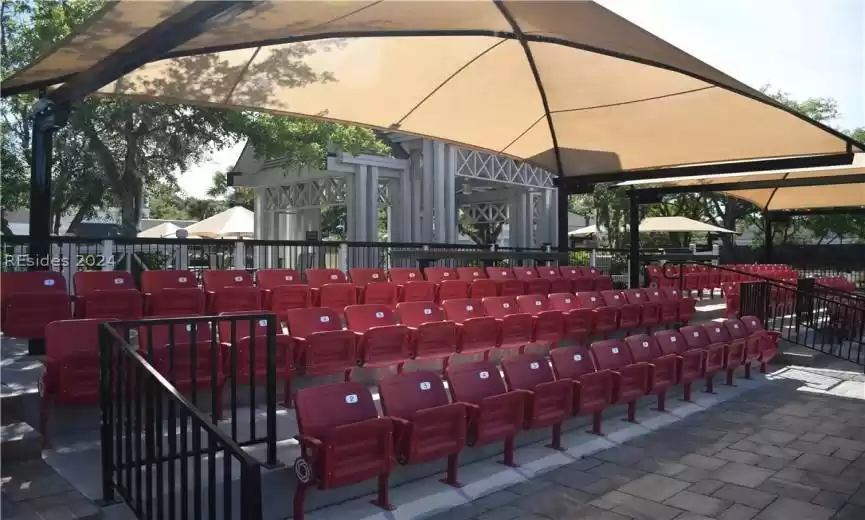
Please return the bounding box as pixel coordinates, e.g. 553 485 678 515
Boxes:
422 367 865 520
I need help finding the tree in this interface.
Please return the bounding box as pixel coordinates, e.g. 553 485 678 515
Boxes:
207 171 254 211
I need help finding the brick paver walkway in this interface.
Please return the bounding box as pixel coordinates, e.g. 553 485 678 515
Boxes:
428 379 865 520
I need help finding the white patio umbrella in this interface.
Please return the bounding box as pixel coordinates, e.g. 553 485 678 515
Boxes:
184 206 254 239
639 216 737 234
137 222 181 238
568 224 601 237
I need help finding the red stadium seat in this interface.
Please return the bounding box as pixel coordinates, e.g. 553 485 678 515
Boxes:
440 299 498 359
725 318 760 379
601 290 641 333
548 293 594 344
141 270 203 316
663 287 697 324
590 340 650 423
485 267 525 296
654 330 705 402
515 294 564 347
73 270 142 319
218 312 294 406
344 304 411 372
679 325 726 393
306 268 358 310
481 296 533 353
257 269 309 318
536 267 573 294
513 267 551 295
703 322 746 386
394 301 458 372
592 276 615 292
1 271 70 339
722 282 740 318
388 268 436 302
575 292 618 338
706 265 722 295
624 334 677 411
457 268 499 299
201 270 258 314
378 372 467 487
559 266 595 292
549 345 614 435
285 308 357 381
292 383 395 519
740 316 780 374
424 267 469 303
445 360 525 467
349 268 399 307
40 319 104 444
646 288 678 326
502 353 572 450
623 289 661 332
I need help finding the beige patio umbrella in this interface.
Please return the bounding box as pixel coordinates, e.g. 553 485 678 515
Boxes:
3 1 861 178
639 216 737 234
184 206 254 239
568 224 601 237
137 222 181 238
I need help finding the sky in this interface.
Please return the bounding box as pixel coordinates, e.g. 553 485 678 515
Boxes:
177 0 865 198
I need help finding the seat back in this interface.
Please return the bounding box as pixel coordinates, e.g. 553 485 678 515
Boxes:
217 312 272 342
202 270 253 291
446 360 506 405
485 267 514 280
256 269 302 290
623 288 649 305
74 271 135 297
305 268 347 287
548 293 580 311
345 304 398 331
285 307 343 337
724 318 748 341
388 268 424 284
516 294 552 314
645 288 666 303
502 353 555 391
624 334 662 363
140 320 214 353
295 382 379 439
147 287 205 316
481 296 520 318
537 267 563 280
590 339 634 370
456 267 488 280
44 319 103 403
441 298 486 322
424 267 459 283
2 271 67 300
378 372 451 419
513 267 540 281
46 319 102 359
210 286 261 313
549 345 597 379
740 315 766 335
703 322 732 343
348 268 387 285
654 330 687 355
141 270 197 293
662 287 685 300
601 290 628 308
575 292 604 309
680 325 710 348
395 301 444 326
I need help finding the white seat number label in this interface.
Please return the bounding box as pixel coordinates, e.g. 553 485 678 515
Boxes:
409 273 416 278
612 347 619 354
614 295 620 300
345 394 358 404
715 327 721 333
564 299 571 304
574 354 582 361
642 341 649 348
423 308 432 315
670 336 677 342
479 371 489 379
114 278 124 284
535 300 542 306
443 272 450 277
186 324 193 331
178 277 187 283
693 331 699 337
530 362 540 369
372 273 379 279
375 311 384 318
503 303 510 309
286 275 293 281
466 305 473 311
330 274 338 280
590 297 596 302
234 276 242 282
320 316 330 323
259 319 267 327
635 293 640 298
420 381 431 391
44 279 54 286
733 324 739 329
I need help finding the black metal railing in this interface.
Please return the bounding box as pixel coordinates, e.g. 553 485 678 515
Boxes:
739 280 865 369
99 320 265 520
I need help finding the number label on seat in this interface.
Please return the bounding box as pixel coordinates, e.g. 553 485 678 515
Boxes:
320 316 330 323
186 324 193 331
375 311 384 318
642 341 649 348
564 298 571 304
671 336 677 343
409 272 416 278
573 354 582 361
733 324 739 329
715 327 721 333
535 300 542 306
423 308 432 315
259 319 267 327
372 273 379 279
285 275 293 281
502 303 510 309
612 347 619 354
614 295 620 299
466 305 474 311
114 278 124 284
634 293 641 298
590 297 596 302
345 394 358 404
420 381 431 391
693 331 699 337
479 370 489 379
234 276 243 282
44 279 54 286
330 274 338 280
178 277 187 283
529 361 540 369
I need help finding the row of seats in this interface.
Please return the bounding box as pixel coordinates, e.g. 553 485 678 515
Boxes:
290 315 780 519
646 264 798 298
40 286 696 417
0 266 615 340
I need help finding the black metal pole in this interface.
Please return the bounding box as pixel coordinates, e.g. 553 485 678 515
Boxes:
556 181 570 262
763 212 773 263
27 97 67 267
628 190 640 288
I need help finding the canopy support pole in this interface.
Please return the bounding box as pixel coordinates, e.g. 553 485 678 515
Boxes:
27 97 68 268
763 212 773 263
628 190 640 288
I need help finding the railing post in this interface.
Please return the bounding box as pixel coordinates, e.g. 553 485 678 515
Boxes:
102 239 115 270
240 464 263 519
98 324 117 505
265 315 278 468
796 278 816 329
233 240 246 269
338 243 348 272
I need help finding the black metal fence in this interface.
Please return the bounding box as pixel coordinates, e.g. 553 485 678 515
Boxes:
739 280 865 369
98 322 264 520
722 244 865 289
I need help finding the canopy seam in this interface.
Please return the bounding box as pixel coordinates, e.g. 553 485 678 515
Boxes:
550 86 715 114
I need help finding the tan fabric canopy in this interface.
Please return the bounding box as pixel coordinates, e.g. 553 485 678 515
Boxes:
137 222 181 238
620 154 865 211
184 206 254 238
4 1 862 177
639 216 736 234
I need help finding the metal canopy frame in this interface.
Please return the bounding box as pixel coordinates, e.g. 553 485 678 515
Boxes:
630 172 865 200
